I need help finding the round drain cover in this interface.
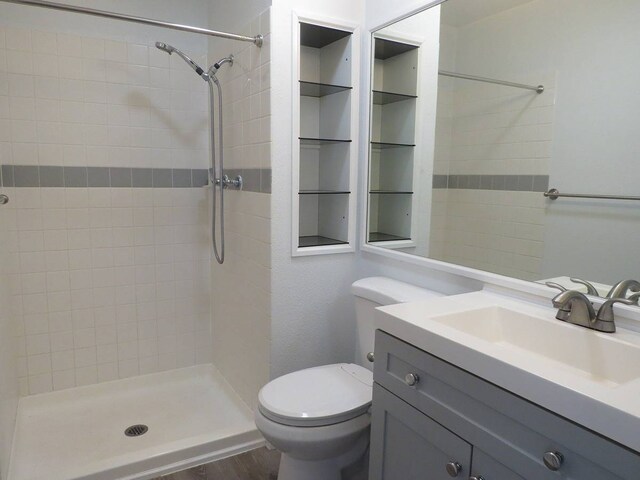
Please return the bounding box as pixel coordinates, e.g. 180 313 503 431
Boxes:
124 424 148 437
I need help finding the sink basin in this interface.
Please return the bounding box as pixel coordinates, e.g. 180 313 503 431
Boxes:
430 306 640 387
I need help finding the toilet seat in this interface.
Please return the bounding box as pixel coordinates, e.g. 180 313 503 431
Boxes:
258 363 373 427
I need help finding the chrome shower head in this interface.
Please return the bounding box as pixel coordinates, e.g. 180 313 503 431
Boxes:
155 41 208 81
155 42 175 55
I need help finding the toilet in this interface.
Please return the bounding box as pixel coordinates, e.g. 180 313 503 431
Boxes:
254 277 444 480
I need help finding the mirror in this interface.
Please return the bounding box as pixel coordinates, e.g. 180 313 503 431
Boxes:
365 0 640 300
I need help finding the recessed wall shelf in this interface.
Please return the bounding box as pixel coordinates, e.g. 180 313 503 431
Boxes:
369 190 414 194
371 141 415 149
299 190 351 195
300 137 352 145
300 81 352 97
372 90 417 105
368 232 411 243
374 38 418 60
294 19 358 255
368 35 419 245
299 235 348 247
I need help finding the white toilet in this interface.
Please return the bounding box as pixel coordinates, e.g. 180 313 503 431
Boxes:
254 277 444 480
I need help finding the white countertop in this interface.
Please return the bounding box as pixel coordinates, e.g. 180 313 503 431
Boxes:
375 290 640 453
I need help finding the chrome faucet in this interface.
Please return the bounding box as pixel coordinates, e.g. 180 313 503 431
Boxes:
606 279 640 299
552 290 634 333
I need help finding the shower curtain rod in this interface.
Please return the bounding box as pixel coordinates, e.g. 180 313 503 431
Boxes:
0 0 263 47
439 70 543 93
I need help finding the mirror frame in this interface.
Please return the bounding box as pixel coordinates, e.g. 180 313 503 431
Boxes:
358 0 640 322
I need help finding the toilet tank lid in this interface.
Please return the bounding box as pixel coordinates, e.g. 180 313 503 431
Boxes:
351 277 444 305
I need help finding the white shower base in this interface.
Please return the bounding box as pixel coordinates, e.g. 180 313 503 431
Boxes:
9 365 263 480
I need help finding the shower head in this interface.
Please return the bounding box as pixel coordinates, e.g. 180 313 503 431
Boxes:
155 41 209 81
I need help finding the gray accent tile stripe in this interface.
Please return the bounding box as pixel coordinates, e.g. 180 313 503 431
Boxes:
88 167 110 187
2 165 15 188
110 168 132 187
2 165 271 192
14 166 40 187
64 167 88 187
433 174 549 192
172 169 191 188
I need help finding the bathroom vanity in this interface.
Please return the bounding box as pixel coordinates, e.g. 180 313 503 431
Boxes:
369 292 640 479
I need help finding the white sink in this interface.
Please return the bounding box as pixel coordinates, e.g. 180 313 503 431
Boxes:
430 306 640 387
374 291 640 452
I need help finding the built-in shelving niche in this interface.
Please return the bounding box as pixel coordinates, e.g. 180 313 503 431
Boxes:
368 37 419 245
295 20 355 252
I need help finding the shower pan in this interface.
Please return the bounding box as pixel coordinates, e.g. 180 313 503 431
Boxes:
155 41 242 265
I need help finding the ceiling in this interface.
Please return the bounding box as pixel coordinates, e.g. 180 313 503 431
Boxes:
440 0 536 27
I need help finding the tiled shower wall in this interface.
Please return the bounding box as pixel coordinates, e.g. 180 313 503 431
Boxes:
209 8 271 410
0 25 213 395
0 179 19 478
429 74 555 280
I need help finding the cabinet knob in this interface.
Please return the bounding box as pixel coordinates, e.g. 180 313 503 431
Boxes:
366 352 375 363
543 451 564 471
445 461 462 477
469 477 485 480
404 373 419 386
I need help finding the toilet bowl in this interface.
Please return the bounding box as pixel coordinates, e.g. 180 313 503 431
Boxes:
255 277 444 480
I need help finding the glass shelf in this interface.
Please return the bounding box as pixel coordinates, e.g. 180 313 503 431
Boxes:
370 141 415 149
300 81 352 97
368 232 411 242
299 235 348 247
372 90 417 105
300 137 352 145
369 190 413 195
299 190 350 195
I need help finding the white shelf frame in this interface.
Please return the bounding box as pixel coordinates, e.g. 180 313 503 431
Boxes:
291 12 360 257
366 31 423 250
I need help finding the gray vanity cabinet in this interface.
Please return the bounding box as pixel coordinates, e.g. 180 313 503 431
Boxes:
369 330 640 480
370 384 472 479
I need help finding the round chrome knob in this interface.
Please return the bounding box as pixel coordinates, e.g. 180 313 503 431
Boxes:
366 352 375 363
469 476 485 480
404 373 419 386
446 461 462 477
543 451 564 471
0 194 8 205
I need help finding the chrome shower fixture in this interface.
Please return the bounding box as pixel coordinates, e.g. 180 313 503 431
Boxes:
155 41 239 264
155 41 209 81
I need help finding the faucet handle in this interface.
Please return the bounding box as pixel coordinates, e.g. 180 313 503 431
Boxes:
569 277 599 296
596 298 635 325
545 282 567 293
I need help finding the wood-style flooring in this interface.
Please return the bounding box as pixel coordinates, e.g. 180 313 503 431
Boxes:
153 447 280 480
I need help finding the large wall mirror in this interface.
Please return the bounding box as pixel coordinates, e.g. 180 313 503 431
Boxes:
365 0 640 299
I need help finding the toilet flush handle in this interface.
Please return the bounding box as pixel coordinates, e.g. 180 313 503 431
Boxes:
366 352 374 362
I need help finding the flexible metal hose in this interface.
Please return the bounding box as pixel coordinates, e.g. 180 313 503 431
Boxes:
208 76 225 264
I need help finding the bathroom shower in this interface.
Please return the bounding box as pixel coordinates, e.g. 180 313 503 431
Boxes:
155 41 239 264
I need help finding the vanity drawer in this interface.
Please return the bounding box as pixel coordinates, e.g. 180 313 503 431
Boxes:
374 330 640 479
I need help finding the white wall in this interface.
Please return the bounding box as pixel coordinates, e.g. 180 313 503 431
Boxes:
270 0 364 378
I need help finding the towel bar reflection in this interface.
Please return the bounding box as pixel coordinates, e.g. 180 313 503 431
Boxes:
544 188 640 202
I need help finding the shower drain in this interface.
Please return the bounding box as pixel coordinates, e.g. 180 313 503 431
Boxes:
124 424 149 437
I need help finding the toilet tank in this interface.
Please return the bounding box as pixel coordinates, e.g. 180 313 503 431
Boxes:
351 277 444 370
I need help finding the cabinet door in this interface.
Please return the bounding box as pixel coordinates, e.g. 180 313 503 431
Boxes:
370 383 472 480
471 449 525 480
